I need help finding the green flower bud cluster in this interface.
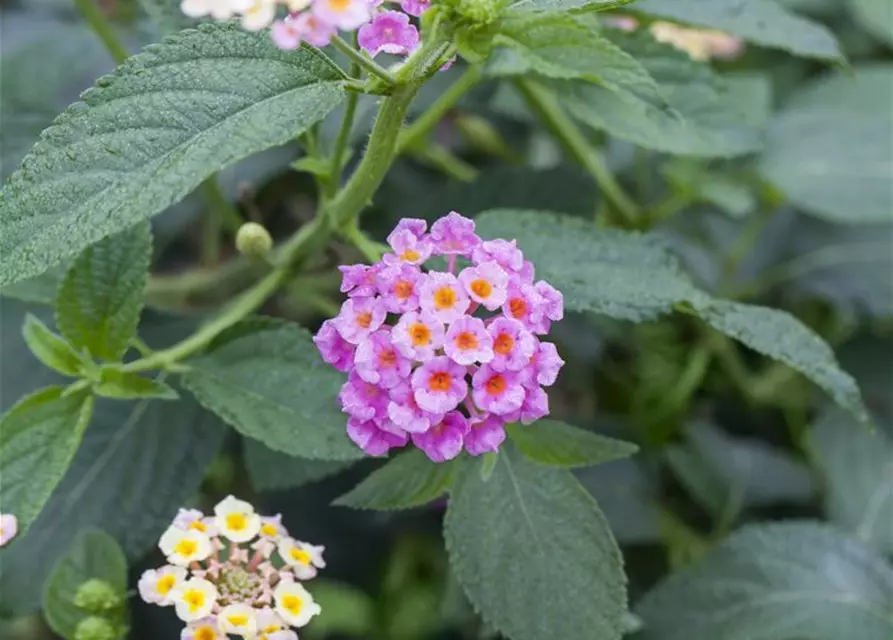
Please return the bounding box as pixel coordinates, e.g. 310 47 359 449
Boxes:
66 579 129 640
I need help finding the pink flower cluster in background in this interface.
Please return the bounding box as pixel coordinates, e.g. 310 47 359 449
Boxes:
315 212 565 463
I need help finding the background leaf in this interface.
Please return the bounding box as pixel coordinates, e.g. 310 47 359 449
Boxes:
508 420 638 468
632 0 843 61
56 222 152 361
635 522 893 640
244 438 356 492
445 447 627 640
43 530 128 640
335 450 457 510
510 0 636 11
846 0 893 45
0 22 345 287
182 319 362 461
759 64 893 225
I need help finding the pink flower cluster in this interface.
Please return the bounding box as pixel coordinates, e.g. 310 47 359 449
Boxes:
314 212 565 463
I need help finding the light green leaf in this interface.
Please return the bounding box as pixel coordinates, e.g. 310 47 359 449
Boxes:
510 0 636 11
445 447 627 640
635 521 893 640
22 314 84 377
551 31 763 157
43 531 128 640
0 386 93 535
486 14 665 108
810 407 893 555
244 438 356 492
0 22 346 287
508 420 638 468
182 319 362 461
94 370 179 400
474 209 868 424
0 303 226 615
56 222 151 362
759 64 893 224
335 450 458 510
632 0 843 61
666 422 813 522
847 0 893 45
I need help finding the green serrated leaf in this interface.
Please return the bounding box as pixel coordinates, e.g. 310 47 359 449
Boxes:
0 386 94 536
810 407 893 555
549 31 763 157
22 314 84 377
632 0 844 61
486 13 665 109
759 64 893 225
244 438 356 492
475 209 868 424
335 450 457 510
94 370 178 400
182 319 362 461
43 531 128 640
445 447 627 640
0 22 346 287
510 0 636 11
56 222 152 362
635 521 893 640
508 420 638 468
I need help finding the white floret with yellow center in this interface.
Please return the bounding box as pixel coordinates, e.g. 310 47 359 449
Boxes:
218 602 258 637
171 578 218 622
159 526 214 566
214 495 262 543
277 537 326 580
273 581 321 628
138 565 187 606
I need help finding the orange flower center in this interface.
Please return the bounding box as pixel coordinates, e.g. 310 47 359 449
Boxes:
434 286 457 310
196 628 216 640
470 278 492 299
356 311 373 329
454 331 478 351
410 323 431 346
394 280 414 299
485 374 507 396
494 333 514 355
330 0 350 10
428 372 452 392
379 349 398 368
508 298 527 319
400 249 421 262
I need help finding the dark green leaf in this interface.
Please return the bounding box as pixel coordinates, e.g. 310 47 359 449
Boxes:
635 522 893 640
182 319 362 461
576 459 661 544
335 450 457 510
244 438 356 492
22 314 84 377
0 22 345 287
43 531 128 640
810 407 893 555
94 369 179 400
662 158 758 219
445 447 627 640
759 64 893 224
632 0 843 61
508 420 638 468
0 387 93 536
56 222 151 361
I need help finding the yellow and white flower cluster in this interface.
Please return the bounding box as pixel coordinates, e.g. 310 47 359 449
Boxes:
605 15 745 62
140 496 324 639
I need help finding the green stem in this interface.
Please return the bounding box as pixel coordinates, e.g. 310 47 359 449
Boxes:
327 87 360 198
74 0 129 64
515 78 640 225
327 83 420 229
332 36 398 86
199 177 243 233
342 222 387 263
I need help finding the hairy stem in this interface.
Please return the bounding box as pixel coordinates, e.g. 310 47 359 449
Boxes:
332 36 398 86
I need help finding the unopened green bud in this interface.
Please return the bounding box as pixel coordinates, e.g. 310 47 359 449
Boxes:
74 616 117 640
74 579 122 613
455 0 501 26
235 222 273 256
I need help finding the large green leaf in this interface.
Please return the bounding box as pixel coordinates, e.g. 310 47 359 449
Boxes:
445 447 627 640
182 319 362 461
632 0 843 61
759 65 893 225
244 438 356 492
474 209 868 424
510 0 636 11
0 386 93 536
810 407 893 556
335 450 458 510
847 0 893 45
0 303 226 615
508 420 638 468
635 522 893 640
486 14 664 108
56 222 151 362
43 531 128 640
0 22 346 287
551 32 763 157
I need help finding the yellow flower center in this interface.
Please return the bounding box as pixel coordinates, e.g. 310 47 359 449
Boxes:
410 322 431 346
225 513 248 532
400 249 421 262
290 548 312 565
261 523 278 537
470 278 492 299
196 627 216 640
282 594 303 616
434 286 457 310
156 575 177 595
175 539 198 557
184 589 206 612
188 521 208 533
227 614 249 627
